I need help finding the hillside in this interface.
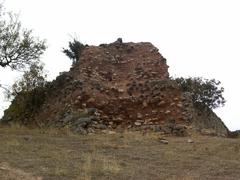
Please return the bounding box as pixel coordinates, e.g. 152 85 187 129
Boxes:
1 127 240 180
1 40 229 136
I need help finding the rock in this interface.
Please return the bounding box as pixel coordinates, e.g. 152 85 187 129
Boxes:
168 118 176 124
101 130 108 134
73 117 93 127
137 113 143 119
201 129 217 136
87 128 95 133
187 139 194 143
87 98 95 103
158 101 166 106
77 96 82 100
182 112 187 115
154 126 162 132
127 125 132 129
151 97 161 104
162 125 172 134
72 80 83 88
159 139 168 144
165 110 171 114
114 38 123 44
93 121 98 125
173 124 187 136
108 131 116 135
23 136 31 141
87 108 97 115
115 54 121 59
177 103 183 108
94 124 107 130
118 89 124 93
73 127 87 135
174 124 186 130
151 110 158 115
143 101 148 107
134 122 142 126
74 99 79 105
150 47 159 53
61 114 74 123
114 117 123 122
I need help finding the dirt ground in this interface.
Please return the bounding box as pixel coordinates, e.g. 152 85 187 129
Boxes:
1 126 240 180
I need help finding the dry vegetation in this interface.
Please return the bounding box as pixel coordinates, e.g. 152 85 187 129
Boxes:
1 125 240 180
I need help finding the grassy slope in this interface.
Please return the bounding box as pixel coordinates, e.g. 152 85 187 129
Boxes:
0 126 240 180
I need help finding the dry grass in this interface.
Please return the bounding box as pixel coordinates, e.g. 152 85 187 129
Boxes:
1 125 240 179
0 162 43 180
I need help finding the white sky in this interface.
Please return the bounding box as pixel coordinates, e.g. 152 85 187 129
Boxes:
0 0 240 130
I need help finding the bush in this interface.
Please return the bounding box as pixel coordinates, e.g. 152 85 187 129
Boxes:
6 62 47 100
174 77 225 109
2 62 48 125
1 87 47 125
62 38 85 64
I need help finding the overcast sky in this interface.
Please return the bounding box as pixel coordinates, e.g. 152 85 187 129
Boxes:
1 0 240 130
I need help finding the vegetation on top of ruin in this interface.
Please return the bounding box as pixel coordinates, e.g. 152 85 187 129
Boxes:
62 38 85 64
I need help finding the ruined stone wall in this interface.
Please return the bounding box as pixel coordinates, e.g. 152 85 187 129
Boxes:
31 42 187 134
2 41 229 136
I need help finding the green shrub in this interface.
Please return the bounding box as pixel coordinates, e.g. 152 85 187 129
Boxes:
6 62 47 100
62 39 85 64
174 77 225 109
2 87 47 125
